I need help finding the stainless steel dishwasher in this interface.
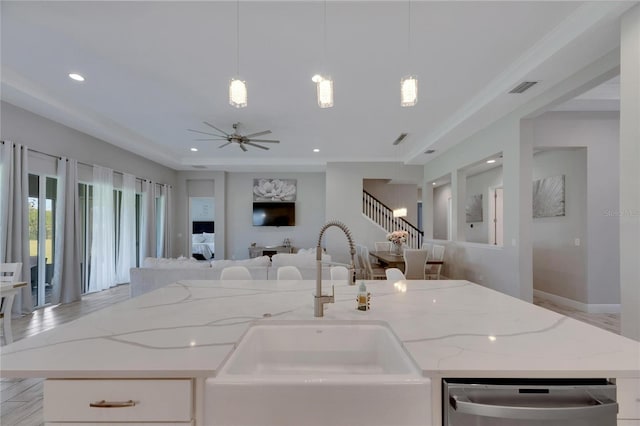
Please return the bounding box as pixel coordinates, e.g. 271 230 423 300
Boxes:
443 378 617 426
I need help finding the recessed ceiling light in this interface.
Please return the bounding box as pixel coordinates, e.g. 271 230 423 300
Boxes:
486 159 496 164
311 74 322 83
68 73 85 82
190 147 198 152
313 148 320 153
432 182 436 186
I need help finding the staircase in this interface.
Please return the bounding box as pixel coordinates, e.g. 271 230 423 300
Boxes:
362 190 423 248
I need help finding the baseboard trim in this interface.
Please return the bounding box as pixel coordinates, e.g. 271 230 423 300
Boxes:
534 289 620 314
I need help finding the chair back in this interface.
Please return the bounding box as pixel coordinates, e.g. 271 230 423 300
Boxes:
403 249 429 280
220 266 252 280
421 243 433 255
277 266 303 281
0 263 22 283
330 266 349 283
432 245 445 261
374 241 392 252
385 268 405 282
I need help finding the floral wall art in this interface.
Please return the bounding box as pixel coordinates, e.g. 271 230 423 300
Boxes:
533 175 565 218
466 194 483 223
253 178 297 201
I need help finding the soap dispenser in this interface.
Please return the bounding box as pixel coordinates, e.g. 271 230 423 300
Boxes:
357 282 369 311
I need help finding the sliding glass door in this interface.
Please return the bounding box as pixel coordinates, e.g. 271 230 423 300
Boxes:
28 173 57 307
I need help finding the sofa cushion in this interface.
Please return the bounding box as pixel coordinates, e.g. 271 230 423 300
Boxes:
271 253 331 268
143 257 211 269
210 255 271 269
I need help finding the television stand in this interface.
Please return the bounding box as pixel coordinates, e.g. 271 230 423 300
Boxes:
248 245 294 259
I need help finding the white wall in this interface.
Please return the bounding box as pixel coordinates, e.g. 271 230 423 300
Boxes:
325 162 423 263
532 148 588 303
225 172 326 260
465 166 503 243
433 184 451 240
532 111 620 306
363 179 419 226
1 102 176 185
619 4 640 339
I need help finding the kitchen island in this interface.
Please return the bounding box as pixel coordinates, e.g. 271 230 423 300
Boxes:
1 279 639 425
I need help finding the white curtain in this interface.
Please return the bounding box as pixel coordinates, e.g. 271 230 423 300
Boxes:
88 165 115 292
51 158 82 304
0 141 32 314
139 180 157 260
115 173 136 284
157 184 172 258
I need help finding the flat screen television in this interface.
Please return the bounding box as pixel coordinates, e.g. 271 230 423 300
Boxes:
252 202 295 226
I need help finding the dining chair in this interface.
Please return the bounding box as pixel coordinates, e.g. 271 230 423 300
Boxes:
403 249 429 280
374 241 392 252
421 243 433 255
220 266 252 280
277 265 303 281
330 266 349 284
1 263 23 344
360 246 386 280
385 268 406 282
426 245 445 280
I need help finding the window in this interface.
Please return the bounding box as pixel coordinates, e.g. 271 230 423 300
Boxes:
28 174 57 307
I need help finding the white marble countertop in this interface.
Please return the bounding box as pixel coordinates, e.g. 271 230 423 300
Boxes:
1 279 638 379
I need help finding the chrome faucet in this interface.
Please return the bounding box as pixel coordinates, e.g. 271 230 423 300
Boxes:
315 220 357 317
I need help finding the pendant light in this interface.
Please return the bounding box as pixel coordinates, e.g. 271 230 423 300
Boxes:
229 0 247 108
400 0 417 107
314 0 333 108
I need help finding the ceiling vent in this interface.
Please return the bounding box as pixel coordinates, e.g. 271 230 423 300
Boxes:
392 133 408 145
509 81 538 94
192 165 207 169
424 149 436 154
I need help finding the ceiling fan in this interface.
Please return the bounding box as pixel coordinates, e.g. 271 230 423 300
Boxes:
187 122 280 152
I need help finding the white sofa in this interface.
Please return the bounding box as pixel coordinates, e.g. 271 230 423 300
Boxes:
129 252 332 297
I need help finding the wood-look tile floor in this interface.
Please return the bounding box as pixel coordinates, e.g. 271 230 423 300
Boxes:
0 284 623 426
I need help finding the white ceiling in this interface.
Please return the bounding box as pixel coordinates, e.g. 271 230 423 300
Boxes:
1 1 635 172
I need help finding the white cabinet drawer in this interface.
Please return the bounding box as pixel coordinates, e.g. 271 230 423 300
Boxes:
44 379 192 423
46 423 192 426
618 378 640 419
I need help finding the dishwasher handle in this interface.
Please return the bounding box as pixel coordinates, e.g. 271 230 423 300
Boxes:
450 394 618 420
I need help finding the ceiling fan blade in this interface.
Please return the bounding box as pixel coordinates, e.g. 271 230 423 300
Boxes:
243 130 271 139
187 128 226 138
194 138 228 141
203 121 230 136
247 139 280 143
245 142 270 150
239 143 248 152
218 142 232 148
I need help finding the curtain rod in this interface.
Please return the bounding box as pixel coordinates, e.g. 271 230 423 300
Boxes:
2 140 171 187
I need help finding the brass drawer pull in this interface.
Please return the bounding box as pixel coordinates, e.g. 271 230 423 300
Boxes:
89 399 136 408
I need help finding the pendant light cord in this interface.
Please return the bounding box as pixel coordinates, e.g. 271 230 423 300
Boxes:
236 0 240 76
323 0 327 71
407 0 411 69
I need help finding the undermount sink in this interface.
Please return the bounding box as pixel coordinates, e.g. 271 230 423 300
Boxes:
205 320 431 426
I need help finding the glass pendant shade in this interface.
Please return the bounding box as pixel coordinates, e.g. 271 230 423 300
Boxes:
229 78 247 108
400 75 418 107
316 76 334 108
